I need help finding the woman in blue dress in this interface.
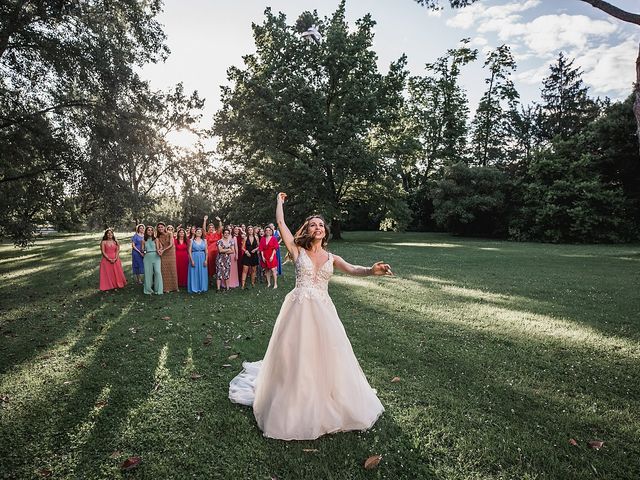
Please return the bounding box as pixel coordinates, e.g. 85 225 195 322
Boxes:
188 227 209 293
131 224 145 284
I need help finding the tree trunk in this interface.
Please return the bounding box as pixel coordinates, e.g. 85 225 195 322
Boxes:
331 219 342 240
634 42 640 156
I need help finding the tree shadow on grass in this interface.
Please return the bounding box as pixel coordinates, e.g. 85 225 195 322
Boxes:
0 297 167 479
336 239 640 343
332 281 640 480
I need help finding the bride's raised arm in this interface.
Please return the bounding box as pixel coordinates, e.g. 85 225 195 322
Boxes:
275 192 298 261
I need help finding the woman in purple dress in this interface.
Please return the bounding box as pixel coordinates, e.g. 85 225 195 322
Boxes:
131 224 145 284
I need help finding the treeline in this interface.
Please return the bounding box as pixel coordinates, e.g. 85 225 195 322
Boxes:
2 2 639 246
214 4 640 242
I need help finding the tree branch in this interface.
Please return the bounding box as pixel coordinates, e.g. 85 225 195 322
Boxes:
0 163 66 184
0 100 96 129
579 0 640 25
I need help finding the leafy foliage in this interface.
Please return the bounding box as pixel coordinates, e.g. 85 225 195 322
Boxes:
213 2 409 237
431 162 511 236
470 45 519 167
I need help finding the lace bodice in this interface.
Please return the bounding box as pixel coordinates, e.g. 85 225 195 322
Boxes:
294 249 333 291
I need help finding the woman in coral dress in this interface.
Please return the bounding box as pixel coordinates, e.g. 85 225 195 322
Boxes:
99 229 127 291
229 193 393 440
175 228 189 288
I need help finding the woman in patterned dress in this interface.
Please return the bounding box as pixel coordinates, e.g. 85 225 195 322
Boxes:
216 227 236 292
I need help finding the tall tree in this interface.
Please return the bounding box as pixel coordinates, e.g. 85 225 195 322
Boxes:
407 39 477 175
470 44 519 167
0 0 169 244
537 53 600 141
79 80 205 226
213 2 408 238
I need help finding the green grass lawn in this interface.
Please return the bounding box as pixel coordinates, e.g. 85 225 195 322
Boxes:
1 232 639 480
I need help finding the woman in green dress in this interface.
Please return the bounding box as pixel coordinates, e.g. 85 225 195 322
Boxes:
143 225 163 295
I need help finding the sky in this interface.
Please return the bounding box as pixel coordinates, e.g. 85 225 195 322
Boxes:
139 0 640 147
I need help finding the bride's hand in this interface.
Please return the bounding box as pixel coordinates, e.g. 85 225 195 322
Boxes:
276 192 287 204
371 261 393 276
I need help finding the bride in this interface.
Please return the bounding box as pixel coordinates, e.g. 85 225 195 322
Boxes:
229 192 393 440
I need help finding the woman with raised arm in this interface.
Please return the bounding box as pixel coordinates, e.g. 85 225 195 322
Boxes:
229 192 393 441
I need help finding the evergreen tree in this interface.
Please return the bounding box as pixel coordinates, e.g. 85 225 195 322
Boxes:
538 53 600 141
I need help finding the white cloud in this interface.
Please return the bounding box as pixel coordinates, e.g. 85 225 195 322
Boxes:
469 36 488 48
446 0 541 29
479 14 617 56
514 63 550 86
514 38 637 97
446 1 630 99
577 38 638 97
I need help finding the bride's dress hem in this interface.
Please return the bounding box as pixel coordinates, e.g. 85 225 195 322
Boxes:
228 249 384 441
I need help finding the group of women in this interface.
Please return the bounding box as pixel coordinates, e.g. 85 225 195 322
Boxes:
100 192 395 443
98 216 283 294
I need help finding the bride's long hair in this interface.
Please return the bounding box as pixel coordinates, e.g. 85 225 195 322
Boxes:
286 214 330 262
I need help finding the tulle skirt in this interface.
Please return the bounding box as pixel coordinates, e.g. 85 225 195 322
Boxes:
229 287 384 440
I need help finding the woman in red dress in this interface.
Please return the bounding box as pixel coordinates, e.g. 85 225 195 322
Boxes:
175 227 189 288
99 229 127 291
259 226 280 288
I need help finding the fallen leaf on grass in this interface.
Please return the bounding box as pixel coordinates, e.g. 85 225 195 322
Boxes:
588 440 604 450
302 448 319 453
390 377 401 383
37 468 52 477
95 400 108 409
120 456 142 471
162 316 171 321
569 438 578 446
190 373 203 380
364 454 383 469
222 364 232 368
228 354 239 360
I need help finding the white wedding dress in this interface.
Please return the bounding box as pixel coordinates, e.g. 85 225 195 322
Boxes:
229 248 384 440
